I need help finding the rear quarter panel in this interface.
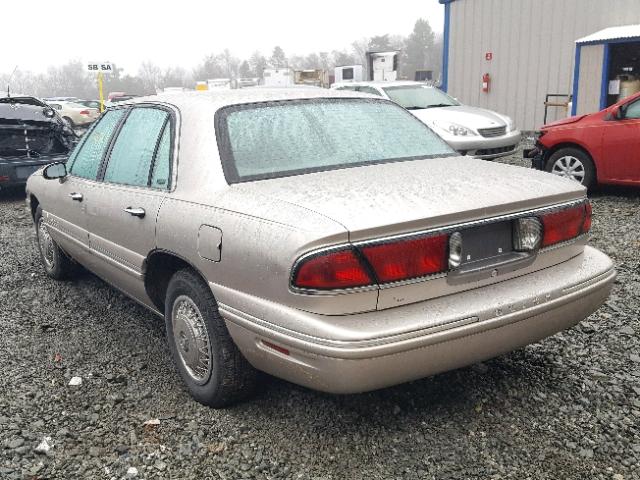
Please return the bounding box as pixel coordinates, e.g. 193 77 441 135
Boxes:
155 195 379 315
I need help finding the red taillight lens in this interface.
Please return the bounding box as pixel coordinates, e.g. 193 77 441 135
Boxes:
360 234 448 283
293 248 372 290
582 202 592 233
80 110 90 115
541 202 590 247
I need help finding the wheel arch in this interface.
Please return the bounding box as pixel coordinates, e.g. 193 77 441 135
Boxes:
143 249 211 314
544 143 598 179
29 194 41 220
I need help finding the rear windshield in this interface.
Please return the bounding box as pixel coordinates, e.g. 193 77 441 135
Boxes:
216 98 455 183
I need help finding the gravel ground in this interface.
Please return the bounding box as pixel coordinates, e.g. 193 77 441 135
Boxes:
1 149 639 480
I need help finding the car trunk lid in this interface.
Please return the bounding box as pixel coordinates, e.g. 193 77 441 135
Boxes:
232 156 585 242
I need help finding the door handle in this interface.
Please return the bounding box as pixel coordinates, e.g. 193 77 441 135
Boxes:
123 207 146 218
69 192 83 201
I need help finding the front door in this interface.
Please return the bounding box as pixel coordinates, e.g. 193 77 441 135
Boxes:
602 97 640 183
43 109 126 268
84 106 174 309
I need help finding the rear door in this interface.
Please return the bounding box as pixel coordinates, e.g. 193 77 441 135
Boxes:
85 105 174 307
43 109 125 267
602 98 640 182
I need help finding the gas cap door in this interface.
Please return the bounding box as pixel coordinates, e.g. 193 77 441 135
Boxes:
198 225 223 262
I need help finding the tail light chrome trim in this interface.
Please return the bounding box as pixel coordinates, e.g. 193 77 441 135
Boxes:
290 199 590 295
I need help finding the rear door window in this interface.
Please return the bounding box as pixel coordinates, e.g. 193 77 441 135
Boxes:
103 107 169 188
150 123 172 189
69 109 124 180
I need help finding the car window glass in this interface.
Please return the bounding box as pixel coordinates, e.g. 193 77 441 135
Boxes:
382 86 460 109
150 122 172 189
358 86 382 96
104 107 169 187
70 109 124 180
221 99 454 182
624 100 640 119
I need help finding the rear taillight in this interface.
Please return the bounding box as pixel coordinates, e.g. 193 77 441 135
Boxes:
360 234 448 283
80 110 90 115
292 234 448 290
583 202 592 233
540 202 591 247
292 202 591 291
292 248 372 290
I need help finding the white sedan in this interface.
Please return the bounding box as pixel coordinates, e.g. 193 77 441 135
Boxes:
332 81 521 160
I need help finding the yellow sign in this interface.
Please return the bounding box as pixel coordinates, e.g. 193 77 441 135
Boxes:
98 72 105 112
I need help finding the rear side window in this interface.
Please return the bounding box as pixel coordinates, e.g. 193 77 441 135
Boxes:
150 123 172 189
70 109 124 180
103 107 169 187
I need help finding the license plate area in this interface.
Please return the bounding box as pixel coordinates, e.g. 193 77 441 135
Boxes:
460 221 513 265
448 220 536 285
15 165 40 179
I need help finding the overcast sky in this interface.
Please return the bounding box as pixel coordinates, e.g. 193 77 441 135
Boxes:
1 0 444 75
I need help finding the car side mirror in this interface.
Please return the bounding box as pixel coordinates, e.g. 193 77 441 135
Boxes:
43 162 67 180
611 105 620 120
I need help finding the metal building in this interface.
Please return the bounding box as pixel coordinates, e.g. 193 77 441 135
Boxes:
439 0 640 131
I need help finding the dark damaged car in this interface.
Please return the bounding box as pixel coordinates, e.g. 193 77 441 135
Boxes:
0 96 77 190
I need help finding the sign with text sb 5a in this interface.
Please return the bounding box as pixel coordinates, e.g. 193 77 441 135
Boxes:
87 62 113 74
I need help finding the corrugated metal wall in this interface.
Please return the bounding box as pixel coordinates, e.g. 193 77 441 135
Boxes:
577 44 605 115
446 0 640 131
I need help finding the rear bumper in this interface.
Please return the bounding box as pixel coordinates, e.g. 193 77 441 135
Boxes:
0 156 65 188
220 246 615 394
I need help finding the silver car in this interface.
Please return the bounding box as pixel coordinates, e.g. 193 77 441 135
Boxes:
332 81 521 159
26 89 614 407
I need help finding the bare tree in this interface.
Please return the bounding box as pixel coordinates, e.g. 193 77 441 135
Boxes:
138 61 162 93
248 51 268 78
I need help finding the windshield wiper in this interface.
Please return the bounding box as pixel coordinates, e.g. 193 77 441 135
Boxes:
424 103 454 109
405 106 425 110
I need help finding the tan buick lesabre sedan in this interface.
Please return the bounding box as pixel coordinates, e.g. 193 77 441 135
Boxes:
25 89 615 407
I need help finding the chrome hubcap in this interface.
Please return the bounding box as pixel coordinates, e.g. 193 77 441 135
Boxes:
171 295 212 384
551 156 585 183
37 218 55 270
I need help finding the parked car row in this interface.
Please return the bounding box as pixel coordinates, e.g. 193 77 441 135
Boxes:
25 88 615 407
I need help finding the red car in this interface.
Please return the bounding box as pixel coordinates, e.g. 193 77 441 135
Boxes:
528 91 640 188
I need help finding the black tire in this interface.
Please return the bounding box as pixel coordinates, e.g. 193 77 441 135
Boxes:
34 206 76 280
164 268 257 407
545 147 596 189
63 116 75 128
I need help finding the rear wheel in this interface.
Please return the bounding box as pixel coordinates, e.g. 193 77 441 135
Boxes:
34 206 76 280
63 116 75 128
164 269 257 407
546 147 595 189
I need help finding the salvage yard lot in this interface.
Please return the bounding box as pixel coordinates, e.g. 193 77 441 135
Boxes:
1 151 639 479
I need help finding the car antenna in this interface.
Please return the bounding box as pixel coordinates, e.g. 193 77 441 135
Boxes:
6 65 18 98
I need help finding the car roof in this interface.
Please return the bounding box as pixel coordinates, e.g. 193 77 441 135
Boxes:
115 87 382 112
